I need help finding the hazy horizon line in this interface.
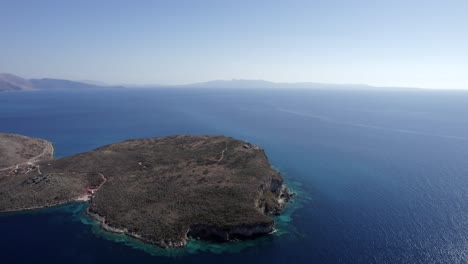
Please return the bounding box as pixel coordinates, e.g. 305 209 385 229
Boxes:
2 72 467 91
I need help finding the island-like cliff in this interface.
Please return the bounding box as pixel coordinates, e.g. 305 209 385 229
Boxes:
0 133 291 247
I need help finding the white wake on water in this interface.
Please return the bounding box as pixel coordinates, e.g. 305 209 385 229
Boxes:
278 108 468 141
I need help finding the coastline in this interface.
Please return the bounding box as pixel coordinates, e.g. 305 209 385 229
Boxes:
84 184 293 248
0 180 294 248
0 188 96 214
0 134 295 249
0 179 303 256
85 208 182 247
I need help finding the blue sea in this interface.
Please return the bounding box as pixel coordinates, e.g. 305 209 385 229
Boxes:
1 87 468 263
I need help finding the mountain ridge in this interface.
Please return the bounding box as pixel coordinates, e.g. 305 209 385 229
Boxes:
0 73 35 91
0 72 420 91
0 73 123 92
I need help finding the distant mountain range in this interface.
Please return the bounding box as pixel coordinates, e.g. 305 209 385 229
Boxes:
126 79 377 90
0 73 35 91
179 79 372 89
0 73 115 92
1 73 409 92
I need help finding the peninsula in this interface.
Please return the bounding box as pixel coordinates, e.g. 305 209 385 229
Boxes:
0 133 291 247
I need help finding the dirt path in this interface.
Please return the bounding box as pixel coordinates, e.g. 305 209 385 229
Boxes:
76 172 107 202
0 141 53 173
217 142 228 162
95 173 107 192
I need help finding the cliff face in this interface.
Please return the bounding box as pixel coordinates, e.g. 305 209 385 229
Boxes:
188 222 274 242
0 134 290 247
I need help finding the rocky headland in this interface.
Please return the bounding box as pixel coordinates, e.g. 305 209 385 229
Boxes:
0 133 292 247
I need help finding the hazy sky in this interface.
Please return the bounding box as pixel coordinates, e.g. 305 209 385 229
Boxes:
1 0 467 88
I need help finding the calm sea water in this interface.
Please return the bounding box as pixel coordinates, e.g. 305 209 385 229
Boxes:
1 88 468 263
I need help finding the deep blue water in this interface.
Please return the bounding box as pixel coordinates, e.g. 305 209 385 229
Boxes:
1 88 468 263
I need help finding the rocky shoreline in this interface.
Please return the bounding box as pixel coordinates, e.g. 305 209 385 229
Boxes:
85 186 291 248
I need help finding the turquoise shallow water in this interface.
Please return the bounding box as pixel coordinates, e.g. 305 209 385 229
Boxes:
1 88 468 263
79 179 305 257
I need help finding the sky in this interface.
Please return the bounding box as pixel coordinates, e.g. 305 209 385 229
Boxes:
0 0 467 89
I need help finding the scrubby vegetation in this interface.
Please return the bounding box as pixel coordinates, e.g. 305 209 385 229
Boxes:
0 134 289 247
